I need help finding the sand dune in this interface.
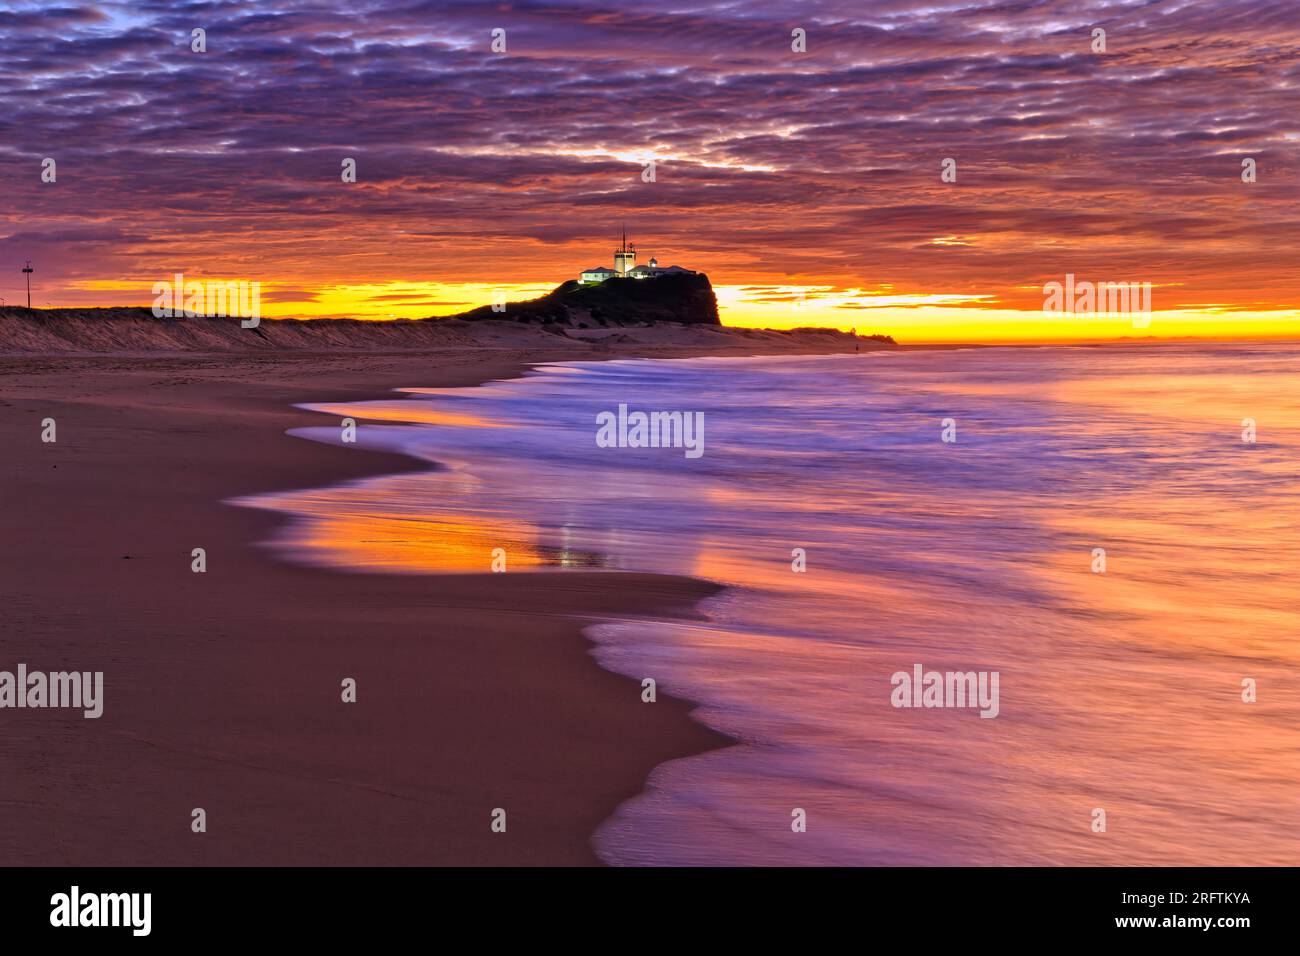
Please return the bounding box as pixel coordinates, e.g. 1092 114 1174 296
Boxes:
0 306 884 355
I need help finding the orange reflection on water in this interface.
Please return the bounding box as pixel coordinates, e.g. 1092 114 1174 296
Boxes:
1059 369 1300 445
1043 505 1300 657
288 511 547 573
304 401 506 428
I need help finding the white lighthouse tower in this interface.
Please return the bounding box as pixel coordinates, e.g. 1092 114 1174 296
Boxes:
613 225 636 275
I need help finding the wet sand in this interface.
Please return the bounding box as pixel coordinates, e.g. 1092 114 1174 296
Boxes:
0 343 854 865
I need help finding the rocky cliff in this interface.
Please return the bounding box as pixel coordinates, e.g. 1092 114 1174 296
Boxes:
453 273 721 326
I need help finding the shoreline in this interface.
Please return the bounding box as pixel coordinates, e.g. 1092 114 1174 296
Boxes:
0 343 853 865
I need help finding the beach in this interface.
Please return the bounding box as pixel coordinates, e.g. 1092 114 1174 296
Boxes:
224 343 1300 866
7 336 1296 867
0 336 861 866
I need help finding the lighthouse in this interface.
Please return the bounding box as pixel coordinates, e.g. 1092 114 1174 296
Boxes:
578 231 699 283
613 226 636 275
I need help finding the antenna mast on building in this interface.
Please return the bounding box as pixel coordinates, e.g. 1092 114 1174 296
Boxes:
614 225 637 275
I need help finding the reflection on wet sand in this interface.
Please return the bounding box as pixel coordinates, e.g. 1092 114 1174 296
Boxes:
238 345 1300 865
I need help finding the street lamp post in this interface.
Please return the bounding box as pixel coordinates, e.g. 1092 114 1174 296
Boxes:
22 261 34 309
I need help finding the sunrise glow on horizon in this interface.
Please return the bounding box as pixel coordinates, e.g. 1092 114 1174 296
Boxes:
56 276 1300 344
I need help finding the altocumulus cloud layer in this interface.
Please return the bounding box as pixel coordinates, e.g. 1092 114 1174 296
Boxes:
0 0 1297 321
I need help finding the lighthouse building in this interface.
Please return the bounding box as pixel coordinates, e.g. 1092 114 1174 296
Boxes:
579 231 696 284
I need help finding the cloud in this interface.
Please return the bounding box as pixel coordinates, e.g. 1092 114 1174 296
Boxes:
0 0 1296 317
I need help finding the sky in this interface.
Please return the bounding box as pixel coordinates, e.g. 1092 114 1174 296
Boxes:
1 0 1298 342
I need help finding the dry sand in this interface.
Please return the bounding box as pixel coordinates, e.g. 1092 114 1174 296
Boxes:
0 333 867 865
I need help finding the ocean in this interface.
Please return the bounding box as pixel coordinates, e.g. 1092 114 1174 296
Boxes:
235 343 1300 865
